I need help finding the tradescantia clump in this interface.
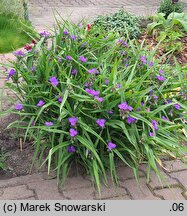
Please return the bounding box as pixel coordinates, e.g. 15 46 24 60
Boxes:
4 20 187 193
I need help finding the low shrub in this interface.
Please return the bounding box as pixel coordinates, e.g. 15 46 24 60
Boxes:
158 0 184 18
2 20 187 192
93 9 141 39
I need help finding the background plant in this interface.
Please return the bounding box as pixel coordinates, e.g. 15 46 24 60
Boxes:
0 13 35 53
93 9 141 39
0 0 29 20
2 19 187 193
158 0 184 18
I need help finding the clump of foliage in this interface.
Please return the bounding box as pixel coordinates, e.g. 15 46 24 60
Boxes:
93 9 141 39
0 13 34 53
158 0 184 18
147 12 187 53
0 0 27 19
2 20 187 193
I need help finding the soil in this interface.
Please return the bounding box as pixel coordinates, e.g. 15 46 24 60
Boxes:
0 113 36 179
139 32 187 65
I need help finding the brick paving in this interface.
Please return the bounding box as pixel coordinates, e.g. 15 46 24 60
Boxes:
27 0 175 31
0 159 187 200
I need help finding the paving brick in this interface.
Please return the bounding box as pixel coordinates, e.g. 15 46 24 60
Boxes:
95 179 128 199
154 187 186 200
0 185 34 200
28 179 65 199
107 195 131 200
163 160 187 173
63 176 92 190
139 164 178 189
170 171 187 190
63 187 95 200
117 166 145 180
120 178 161 200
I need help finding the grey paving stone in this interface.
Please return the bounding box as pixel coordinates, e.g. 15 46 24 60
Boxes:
117 166 145 180
95 179 128 199
63 176 92 190
27 179 65 200
120 178 161 200
0 185 34 200
163 160 187 173
63 187 95 200
154 187 186 200
170 171 187 190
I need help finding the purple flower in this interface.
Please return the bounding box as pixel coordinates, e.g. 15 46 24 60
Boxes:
125 63 129 67
79 55 87 63
140 56 147 64
136 107 141 111
107 142 116 151
57 57 62 63
174 103 181 110
149 62 154 67
66 55 72 61
117 83 121 89
7 69 16 80
14 50 25 57
58 96 63 103
68 146 76 153
45 122 54 126
156 75 166 81
94 96 103 102
96 119 106 128
15 103 23 111
84 82 92 87
165 99 171 104
85 88 100 96
127 116 137 124
118 40 128 47
159 69 164 74
162 116 169 121
30 66 36 72
151 120 158 131
88 68 99 75
68 117 78 126
149 132 155 137
149 90 153 97
121 51 126 55
147 107 151 112
69 128 78 137
40 31 50 38
105 79 109 85
108 110 113 114
140 102 144 106
118 102 133 111
31 120 35 126
71 69 77 75
154 95 158 100
81 42 88 47
49 76 59 87
64 30 69 35
70 35 77 40
37 100 45 107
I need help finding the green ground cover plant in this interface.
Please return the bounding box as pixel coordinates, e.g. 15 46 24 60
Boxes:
1 19 187 193
93 9 141 39
0 13 34 53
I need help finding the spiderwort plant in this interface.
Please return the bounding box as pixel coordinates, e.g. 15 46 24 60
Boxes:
3 19 187 193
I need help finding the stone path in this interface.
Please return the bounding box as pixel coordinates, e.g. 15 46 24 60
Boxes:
28 0 163 31
0 160 187 200
28 0 187 31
